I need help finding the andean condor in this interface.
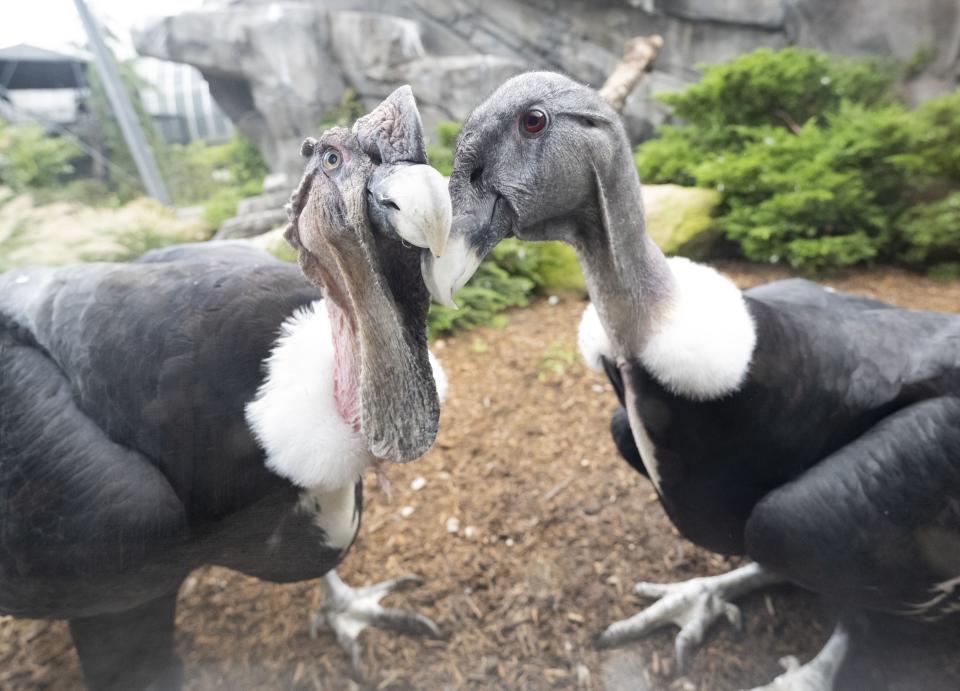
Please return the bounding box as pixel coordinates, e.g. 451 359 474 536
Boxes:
423 72 960 689
0 86 451 689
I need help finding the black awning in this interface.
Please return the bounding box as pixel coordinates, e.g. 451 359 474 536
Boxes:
0 44 88 90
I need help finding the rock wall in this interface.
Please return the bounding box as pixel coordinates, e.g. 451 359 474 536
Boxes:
135 0 960 176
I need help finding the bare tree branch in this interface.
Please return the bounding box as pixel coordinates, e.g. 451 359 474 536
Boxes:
598 35 664 113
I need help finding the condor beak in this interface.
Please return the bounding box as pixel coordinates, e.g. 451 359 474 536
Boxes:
420 233 483 309
369 164 451 258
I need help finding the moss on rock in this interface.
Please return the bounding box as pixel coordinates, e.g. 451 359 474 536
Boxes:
642 184 721 260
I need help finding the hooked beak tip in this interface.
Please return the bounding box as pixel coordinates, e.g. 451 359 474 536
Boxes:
375 164 452 258
429 234 447 259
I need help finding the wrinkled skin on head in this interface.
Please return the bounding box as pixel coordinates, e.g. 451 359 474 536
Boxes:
423 72 672 357
285 86 450 463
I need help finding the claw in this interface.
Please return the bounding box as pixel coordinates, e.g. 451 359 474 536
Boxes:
599 562 779 669
739 622 850 691
312 569 443 674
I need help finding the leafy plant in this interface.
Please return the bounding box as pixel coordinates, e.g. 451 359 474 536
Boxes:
635 47 960 271
85 62 268 212
538 341 578 382
898 192 960 267
659 47 896 131
427 121 461 176
427 261 534 338
427 238 584 338
202 178 264 229
0 123 83 193
316 90 366 130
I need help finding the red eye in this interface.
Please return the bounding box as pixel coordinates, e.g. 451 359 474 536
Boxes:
521 109 547 136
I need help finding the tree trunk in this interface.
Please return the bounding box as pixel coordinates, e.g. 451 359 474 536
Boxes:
598 35 664 114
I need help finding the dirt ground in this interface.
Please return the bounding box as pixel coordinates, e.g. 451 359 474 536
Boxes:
2 263 959 690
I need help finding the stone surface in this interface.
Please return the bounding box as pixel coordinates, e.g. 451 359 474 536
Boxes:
214 207 288 240
135 0 960 176
236 189 292 217
642 184 722 260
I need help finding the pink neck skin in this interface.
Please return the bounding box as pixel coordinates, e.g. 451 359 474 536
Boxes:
327 299 361 432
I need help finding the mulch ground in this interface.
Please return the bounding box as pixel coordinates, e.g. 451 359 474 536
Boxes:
2 263 959 690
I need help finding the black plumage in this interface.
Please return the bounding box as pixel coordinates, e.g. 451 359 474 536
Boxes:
605 279 960 616
0 245 349 685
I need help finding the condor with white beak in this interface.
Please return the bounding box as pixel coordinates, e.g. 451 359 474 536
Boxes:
0 86 450 689
425 72 960 690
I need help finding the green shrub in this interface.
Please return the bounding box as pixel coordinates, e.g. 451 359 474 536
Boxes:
316 90 366 130
85 62 268 210
161 131 269 208
635 47 960 271
427 121 461 176
428 261 534 338
427 238 584 338
907 91 960 184
0 123 83 193
489 238 585 294
659 47 895 130
898 192 960 266
202 178 264 229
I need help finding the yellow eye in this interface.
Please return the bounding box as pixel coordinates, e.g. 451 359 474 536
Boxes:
321 149 342 171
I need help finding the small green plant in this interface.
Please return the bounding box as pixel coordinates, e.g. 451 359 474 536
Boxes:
427 121 460 176
657 47 896 132
427 260 534 338
317 90 366 130
426 238 585 338
421 120 586 338
202 178 264 228
0 123 83 193
537 341 577 382
898 192 960 267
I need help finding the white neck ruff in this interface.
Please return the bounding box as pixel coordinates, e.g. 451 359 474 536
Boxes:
578 257 756 401
245 301 447 490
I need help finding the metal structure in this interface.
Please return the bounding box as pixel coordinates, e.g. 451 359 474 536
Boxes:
72 0 170 205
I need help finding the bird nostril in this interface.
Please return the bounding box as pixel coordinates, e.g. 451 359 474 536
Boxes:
470 166 483 185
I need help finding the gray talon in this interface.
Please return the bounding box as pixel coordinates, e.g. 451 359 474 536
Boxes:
312 569 442 673
599 562 779 668
739 623 849 691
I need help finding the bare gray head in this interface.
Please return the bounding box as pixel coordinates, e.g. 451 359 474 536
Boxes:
423 72 672 358
286 86 451 462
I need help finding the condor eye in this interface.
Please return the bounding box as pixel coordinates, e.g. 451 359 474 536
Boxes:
521 109 548 137
321 149 342 171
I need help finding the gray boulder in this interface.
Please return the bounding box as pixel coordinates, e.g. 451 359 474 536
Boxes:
135 0 960 177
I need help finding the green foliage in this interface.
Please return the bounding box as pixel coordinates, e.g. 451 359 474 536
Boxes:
660 47 895 130
898 192 960 267
202 178 264 228
427 261 534 338
427 238 584 338
635 47 960 271
0 123 83 193
317 90 366 130
489 238 585 294
85 63 268 213
159 133 266 207
427 121 461 176
908 91 960 184
537 341 578 382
